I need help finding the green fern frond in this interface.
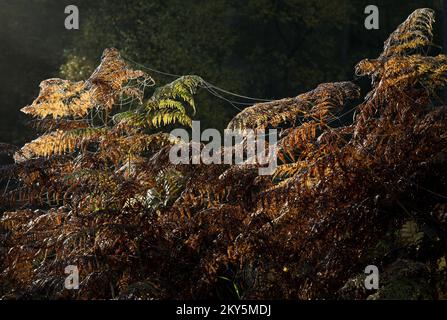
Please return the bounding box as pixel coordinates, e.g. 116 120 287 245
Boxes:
149 109 192 128
151 75 204 115
400 220 424 246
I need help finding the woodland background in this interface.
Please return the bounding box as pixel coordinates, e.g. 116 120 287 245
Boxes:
0 0 445 145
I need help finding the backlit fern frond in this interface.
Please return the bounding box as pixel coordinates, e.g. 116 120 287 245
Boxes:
277 122 319 163
356 8 435 79
227 81 359 130
114 75 204 130
152 75 204 115
113 111 147 132
21 48 153 119
3 9 447 301
382 55 447 89
21 79 92 119
87 48 153 111
146 75 204 128
148 108 193 127
14 128 107 161
382 8 435 59
273 161 307 180
114 132 178 156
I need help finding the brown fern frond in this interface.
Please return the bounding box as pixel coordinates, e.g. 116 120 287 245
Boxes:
21 79 92 119
277 122 320 163
356 8 435 79
29 118 89 132
21 48 153 120
87 48 153 111
382 8 435 59
382 55 447 90
14 128 107 161
227 81 359 130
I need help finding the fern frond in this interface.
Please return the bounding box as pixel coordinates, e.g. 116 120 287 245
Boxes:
21 48 152 120
30 118 90 132
356 8 435 78
149 109 192 128
151 75 204 116
87 48 154 111
277 122 319 163
15 128 107 161
131 168 185 211
382 8 435 59
273 162 307 180
383 55 447 89
21 79 93 119
117 132 178 155
113 111 147 129
400 220 424 246
228 81 359 130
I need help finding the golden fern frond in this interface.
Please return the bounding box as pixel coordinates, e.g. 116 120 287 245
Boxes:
382 55 447 89
300 82 360 121
21 48 152 120
87 48 154 111
228 81 359 130
273 161 307 180
14 128 107 162
14 130 72 161
21 79 93 119
382 8 434 59
356 8 435 78
116 132 178 155
277 122 319 163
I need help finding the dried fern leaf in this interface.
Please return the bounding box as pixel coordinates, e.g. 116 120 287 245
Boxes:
87 48 153 111
21 79 93 119
356 8 435 79
227 82 359 130
14 128 107 162
21 48 152 120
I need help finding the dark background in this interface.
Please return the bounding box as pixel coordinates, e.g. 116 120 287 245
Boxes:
0 0 445 146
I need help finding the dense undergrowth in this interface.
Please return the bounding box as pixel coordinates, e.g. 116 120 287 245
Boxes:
1 8 447 299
